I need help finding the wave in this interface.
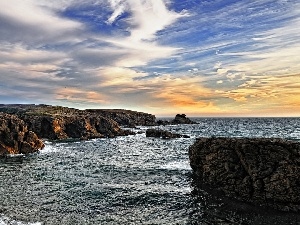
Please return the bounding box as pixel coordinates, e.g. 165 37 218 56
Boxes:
160 160 191 171
0 215 42 225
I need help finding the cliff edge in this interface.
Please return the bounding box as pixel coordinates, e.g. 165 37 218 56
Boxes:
0 105 134 140
189 137 300 212
0 113 44 156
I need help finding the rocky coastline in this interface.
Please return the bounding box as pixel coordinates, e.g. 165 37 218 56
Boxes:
0 113 44 156
189 137 300 212
0 104 152 141
1 104 300 215
0 104 149 155
0 104 197 156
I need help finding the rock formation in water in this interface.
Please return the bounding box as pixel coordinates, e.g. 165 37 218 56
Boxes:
86 109 156 127
0 113 44 156
0 104 134 140
172 114 197 124
189 137 300 212
146 128 190 139
157 114 197 125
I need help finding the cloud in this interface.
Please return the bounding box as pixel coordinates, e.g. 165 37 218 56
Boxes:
0 0 299 116
213 2 300 79
101 0 186 67
107 0 185 41
0 0 83 44
215 73 300 114
56 87 108 104
107 0 127 24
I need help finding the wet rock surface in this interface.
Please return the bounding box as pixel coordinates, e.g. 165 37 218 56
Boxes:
0 113 44 156
146 128 190 139
189 137 300 212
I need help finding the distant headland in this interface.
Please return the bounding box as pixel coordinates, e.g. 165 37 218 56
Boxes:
0 104 196 155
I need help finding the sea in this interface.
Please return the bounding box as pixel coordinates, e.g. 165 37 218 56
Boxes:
1 118 300 225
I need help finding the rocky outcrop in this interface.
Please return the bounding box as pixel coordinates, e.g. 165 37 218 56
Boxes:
146 129 189 139
0 113 44 156
0 105 135 140
21 114 133 140
86 109 156 127
189 137 300 212
157 114 197 125
172 114 196 124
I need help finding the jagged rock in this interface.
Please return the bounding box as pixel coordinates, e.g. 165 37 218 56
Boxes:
146 129 189 139
22 114 133 140
0 113 44 156
189 137 300 212
86 109 156 127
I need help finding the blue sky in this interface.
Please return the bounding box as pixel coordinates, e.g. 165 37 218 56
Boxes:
0 0 299 116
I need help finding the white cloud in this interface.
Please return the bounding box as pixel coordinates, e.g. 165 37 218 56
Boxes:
107 0 127 24
0 0 82 36
107 0 185 42
97 0 186 67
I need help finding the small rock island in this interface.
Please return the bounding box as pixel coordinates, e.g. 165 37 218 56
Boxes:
189 137 300 212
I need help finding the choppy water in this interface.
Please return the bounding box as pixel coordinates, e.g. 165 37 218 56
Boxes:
1 118 300 225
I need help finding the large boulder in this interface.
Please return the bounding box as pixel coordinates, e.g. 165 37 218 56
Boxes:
0 113 44 156
189 137 300 212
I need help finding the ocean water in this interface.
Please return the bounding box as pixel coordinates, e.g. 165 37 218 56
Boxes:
0 118 300 225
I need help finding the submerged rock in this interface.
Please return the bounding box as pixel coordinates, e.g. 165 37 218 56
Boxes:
146 129 189 139
189 137 300 212
0 113 44 156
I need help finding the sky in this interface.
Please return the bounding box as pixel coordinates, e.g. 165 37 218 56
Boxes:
0 0 300 117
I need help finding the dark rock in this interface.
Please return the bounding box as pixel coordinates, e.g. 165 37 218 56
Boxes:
21 113 134 140
146 129 189 139
0 113 44 156
172 114 196 124
86 109 156 127
157 114 197 125
0 105 135 140
189 137 300 212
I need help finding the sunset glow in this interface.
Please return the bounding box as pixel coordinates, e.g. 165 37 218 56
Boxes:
0 0 299 116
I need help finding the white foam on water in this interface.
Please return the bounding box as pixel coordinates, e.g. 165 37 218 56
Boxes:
160 160 191 171
39 141 60 154
5 154 25 158
0 216 42 225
